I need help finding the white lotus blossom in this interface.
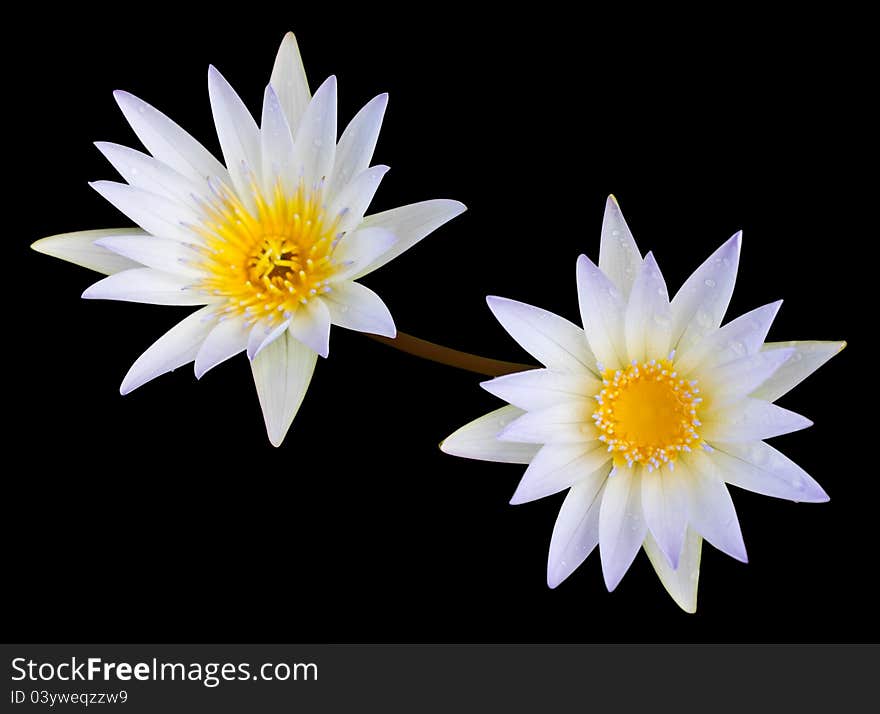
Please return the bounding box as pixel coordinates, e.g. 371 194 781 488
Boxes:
441 195 843 612
32 32 465 446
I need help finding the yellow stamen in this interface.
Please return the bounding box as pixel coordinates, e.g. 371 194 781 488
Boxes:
196 177 342 326
591 359 704 471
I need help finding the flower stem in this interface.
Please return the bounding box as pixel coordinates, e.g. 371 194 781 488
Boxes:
365 331 532 377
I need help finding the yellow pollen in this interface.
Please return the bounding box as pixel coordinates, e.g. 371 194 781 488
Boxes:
591 359 704 471
195 177 342 326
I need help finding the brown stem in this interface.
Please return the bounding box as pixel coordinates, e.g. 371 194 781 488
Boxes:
365 331 533 377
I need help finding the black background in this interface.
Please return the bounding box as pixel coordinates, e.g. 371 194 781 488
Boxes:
6 8 875 642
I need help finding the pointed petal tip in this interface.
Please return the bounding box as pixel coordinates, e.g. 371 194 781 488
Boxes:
838 340 847 352
607 193 619 207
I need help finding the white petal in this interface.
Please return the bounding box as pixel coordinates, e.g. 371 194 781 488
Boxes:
247 320 290 361
487 296 597 374
194 316 250 378
288 298 331 357
576 254 627 369
350 199 467 279
624 252 671 364
701 348 795 409
291 75 337 189
701 398 812 442
599 194 642 298
327 165 389 234
246 319 290 361
323 281 396 337
547 474 609 588
675 300 782 375
331 228 398 282
31 228 145 275
93 235 203 278
670 232 741 353
599 467 647 591
511 443 611 504
499 401 596 444
329 93 388 194
644 527 702 613
440 405 540 464
120 305 217 394
269 32 311 135
260 84 297 195
208 65 261 208
251 330 318 447
679 453 748 562
82 268 207 306
711 441 829 502
641 469 688 568
481 369 601 411
89 181 201 245
113 90 228 186
94 142 207 209
751 340 847 402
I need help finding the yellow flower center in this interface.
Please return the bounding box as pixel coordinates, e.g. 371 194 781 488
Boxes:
592 359 704 471
195 179 342 326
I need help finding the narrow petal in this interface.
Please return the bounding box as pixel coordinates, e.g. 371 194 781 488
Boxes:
675 300 782 375
751 340 847 402
31 228 145 275
208 65 262 208
95 142 206 207
669 232 741 353
499 401 596 444
641 469 688 568
323 281 396 337
440 405 541 464
598 194 642 298
701 398 812 442
251 331 318 447
350 199 467 279
327 165 389 234
576 254 627 369
511 443 611 504
82 268 207 306
269 31 311 134
701 348 795 408
486 296 597 374
288 298 331 357
89 181 201 245
599 467 647 591
331 227 398 282
644 527 702 613
260 84 297 195
194 316 250 378
711 441 829 502
94 235 203 278
329 93 388 194
246 319 290 361
481 369 601 412
624 252 671 364
113 90 228 186
120 305 217 394
679 453 748 562
290 75 337 189
547 474 609 588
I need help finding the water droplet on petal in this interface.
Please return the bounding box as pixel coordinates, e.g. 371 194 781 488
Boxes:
704 278 716 288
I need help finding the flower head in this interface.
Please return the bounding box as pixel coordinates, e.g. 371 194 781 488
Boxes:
441 195 843 612
32 32 465 446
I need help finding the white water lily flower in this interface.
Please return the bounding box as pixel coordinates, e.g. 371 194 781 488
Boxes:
441 195 843 612
32 32 465 446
